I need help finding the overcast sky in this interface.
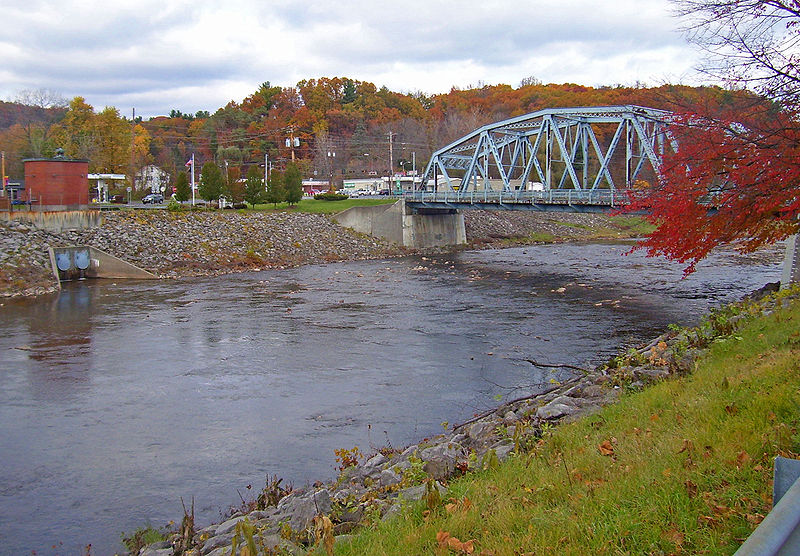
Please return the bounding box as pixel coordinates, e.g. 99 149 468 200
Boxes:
1 0 705 118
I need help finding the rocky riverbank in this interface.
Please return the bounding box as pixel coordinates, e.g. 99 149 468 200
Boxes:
133 282 791 556
0 208 647 300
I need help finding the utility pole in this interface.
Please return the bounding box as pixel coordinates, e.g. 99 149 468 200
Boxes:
264 152 269 190
327 151 336 190
286 127 299 162
190 153 196 206
1 151 6 197
130 108 136 195
388 131 394 177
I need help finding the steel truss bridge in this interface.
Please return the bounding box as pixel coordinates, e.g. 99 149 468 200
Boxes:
407 105 676 212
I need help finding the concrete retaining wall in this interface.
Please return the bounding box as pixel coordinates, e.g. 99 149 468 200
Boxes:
333 200 466 248
333 202 403 241
1 210 102 231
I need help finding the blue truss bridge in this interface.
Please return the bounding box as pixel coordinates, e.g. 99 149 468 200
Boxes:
405 105 675 213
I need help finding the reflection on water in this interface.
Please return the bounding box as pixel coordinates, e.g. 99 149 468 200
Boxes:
0 243 783 554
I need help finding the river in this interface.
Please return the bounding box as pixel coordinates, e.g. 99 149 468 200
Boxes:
0 242 784 555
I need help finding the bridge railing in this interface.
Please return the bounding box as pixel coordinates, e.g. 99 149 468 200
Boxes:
404 188 630 207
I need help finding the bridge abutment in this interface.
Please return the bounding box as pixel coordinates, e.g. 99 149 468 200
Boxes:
333 200 466 248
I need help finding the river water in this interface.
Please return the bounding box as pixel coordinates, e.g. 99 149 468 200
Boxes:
0 242 784 555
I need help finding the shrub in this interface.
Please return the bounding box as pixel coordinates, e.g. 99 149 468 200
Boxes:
314 192 349 201
167 198 187 212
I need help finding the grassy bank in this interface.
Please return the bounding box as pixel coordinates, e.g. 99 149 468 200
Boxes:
330 293 800 555
251 198 397 214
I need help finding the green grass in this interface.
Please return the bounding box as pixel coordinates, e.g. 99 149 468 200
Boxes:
252 198 397 214
607 215 657 236
553 215 655 240
330 294 800 555
121 525 169 553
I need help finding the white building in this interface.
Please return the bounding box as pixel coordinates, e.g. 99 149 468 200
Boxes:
135 165 170 193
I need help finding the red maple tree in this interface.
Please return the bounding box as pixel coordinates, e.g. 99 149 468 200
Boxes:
627 99 800 274
627 0 800 273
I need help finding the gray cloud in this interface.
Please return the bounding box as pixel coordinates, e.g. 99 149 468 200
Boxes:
0 0 703 117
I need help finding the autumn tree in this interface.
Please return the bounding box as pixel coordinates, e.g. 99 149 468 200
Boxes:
175 171 190 202
132 124 152 170
11 89 66 158
264 170 285 206
244 165 264 206
284 163 303 205
675 0 800 108
198 161 224 202
51 96 96 160
92 106 131 174
626 1 800 272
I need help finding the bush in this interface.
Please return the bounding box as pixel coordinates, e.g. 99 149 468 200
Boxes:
233 202 248 209
167 198 187 212
314 192 349 201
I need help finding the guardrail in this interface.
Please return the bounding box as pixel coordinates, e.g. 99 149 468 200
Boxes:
404 189 629 207
734 457 800 555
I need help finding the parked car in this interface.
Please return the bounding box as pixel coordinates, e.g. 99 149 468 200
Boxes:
142 193 164 204
110 194 126 204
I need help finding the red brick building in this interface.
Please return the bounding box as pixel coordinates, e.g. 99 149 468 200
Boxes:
23 157 90 210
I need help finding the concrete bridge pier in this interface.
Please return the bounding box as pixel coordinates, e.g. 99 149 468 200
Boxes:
333 199 466 249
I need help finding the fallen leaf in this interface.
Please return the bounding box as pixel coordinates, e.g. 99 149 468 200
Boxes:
677 439 694 454
661 527 685 546
712 504 731 517
737 450 751 467
684 479 698 498
698 515 718 527
437 531 476 554
598 440 615 456
746 513 765 525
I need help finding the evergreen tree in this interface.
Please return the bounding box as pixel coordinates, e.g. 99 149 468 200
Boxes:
284 162 303 205
174 171 190 202
264 170 285 207
244 165 264 206
198 161 223 202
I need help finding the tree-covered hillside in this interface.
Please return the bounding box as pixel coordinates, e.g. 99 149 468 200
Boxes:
0 79 737 190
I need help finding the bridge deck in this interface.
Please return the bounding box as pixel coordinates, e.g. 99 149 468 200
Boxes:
403 189 631 213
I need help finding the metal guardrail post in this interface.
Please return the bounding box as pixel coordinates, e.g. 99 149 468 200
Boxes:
734 457 800 555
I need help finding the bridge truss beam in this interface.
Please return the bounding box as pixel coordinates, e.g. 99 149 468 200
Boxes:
420 105 675 201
